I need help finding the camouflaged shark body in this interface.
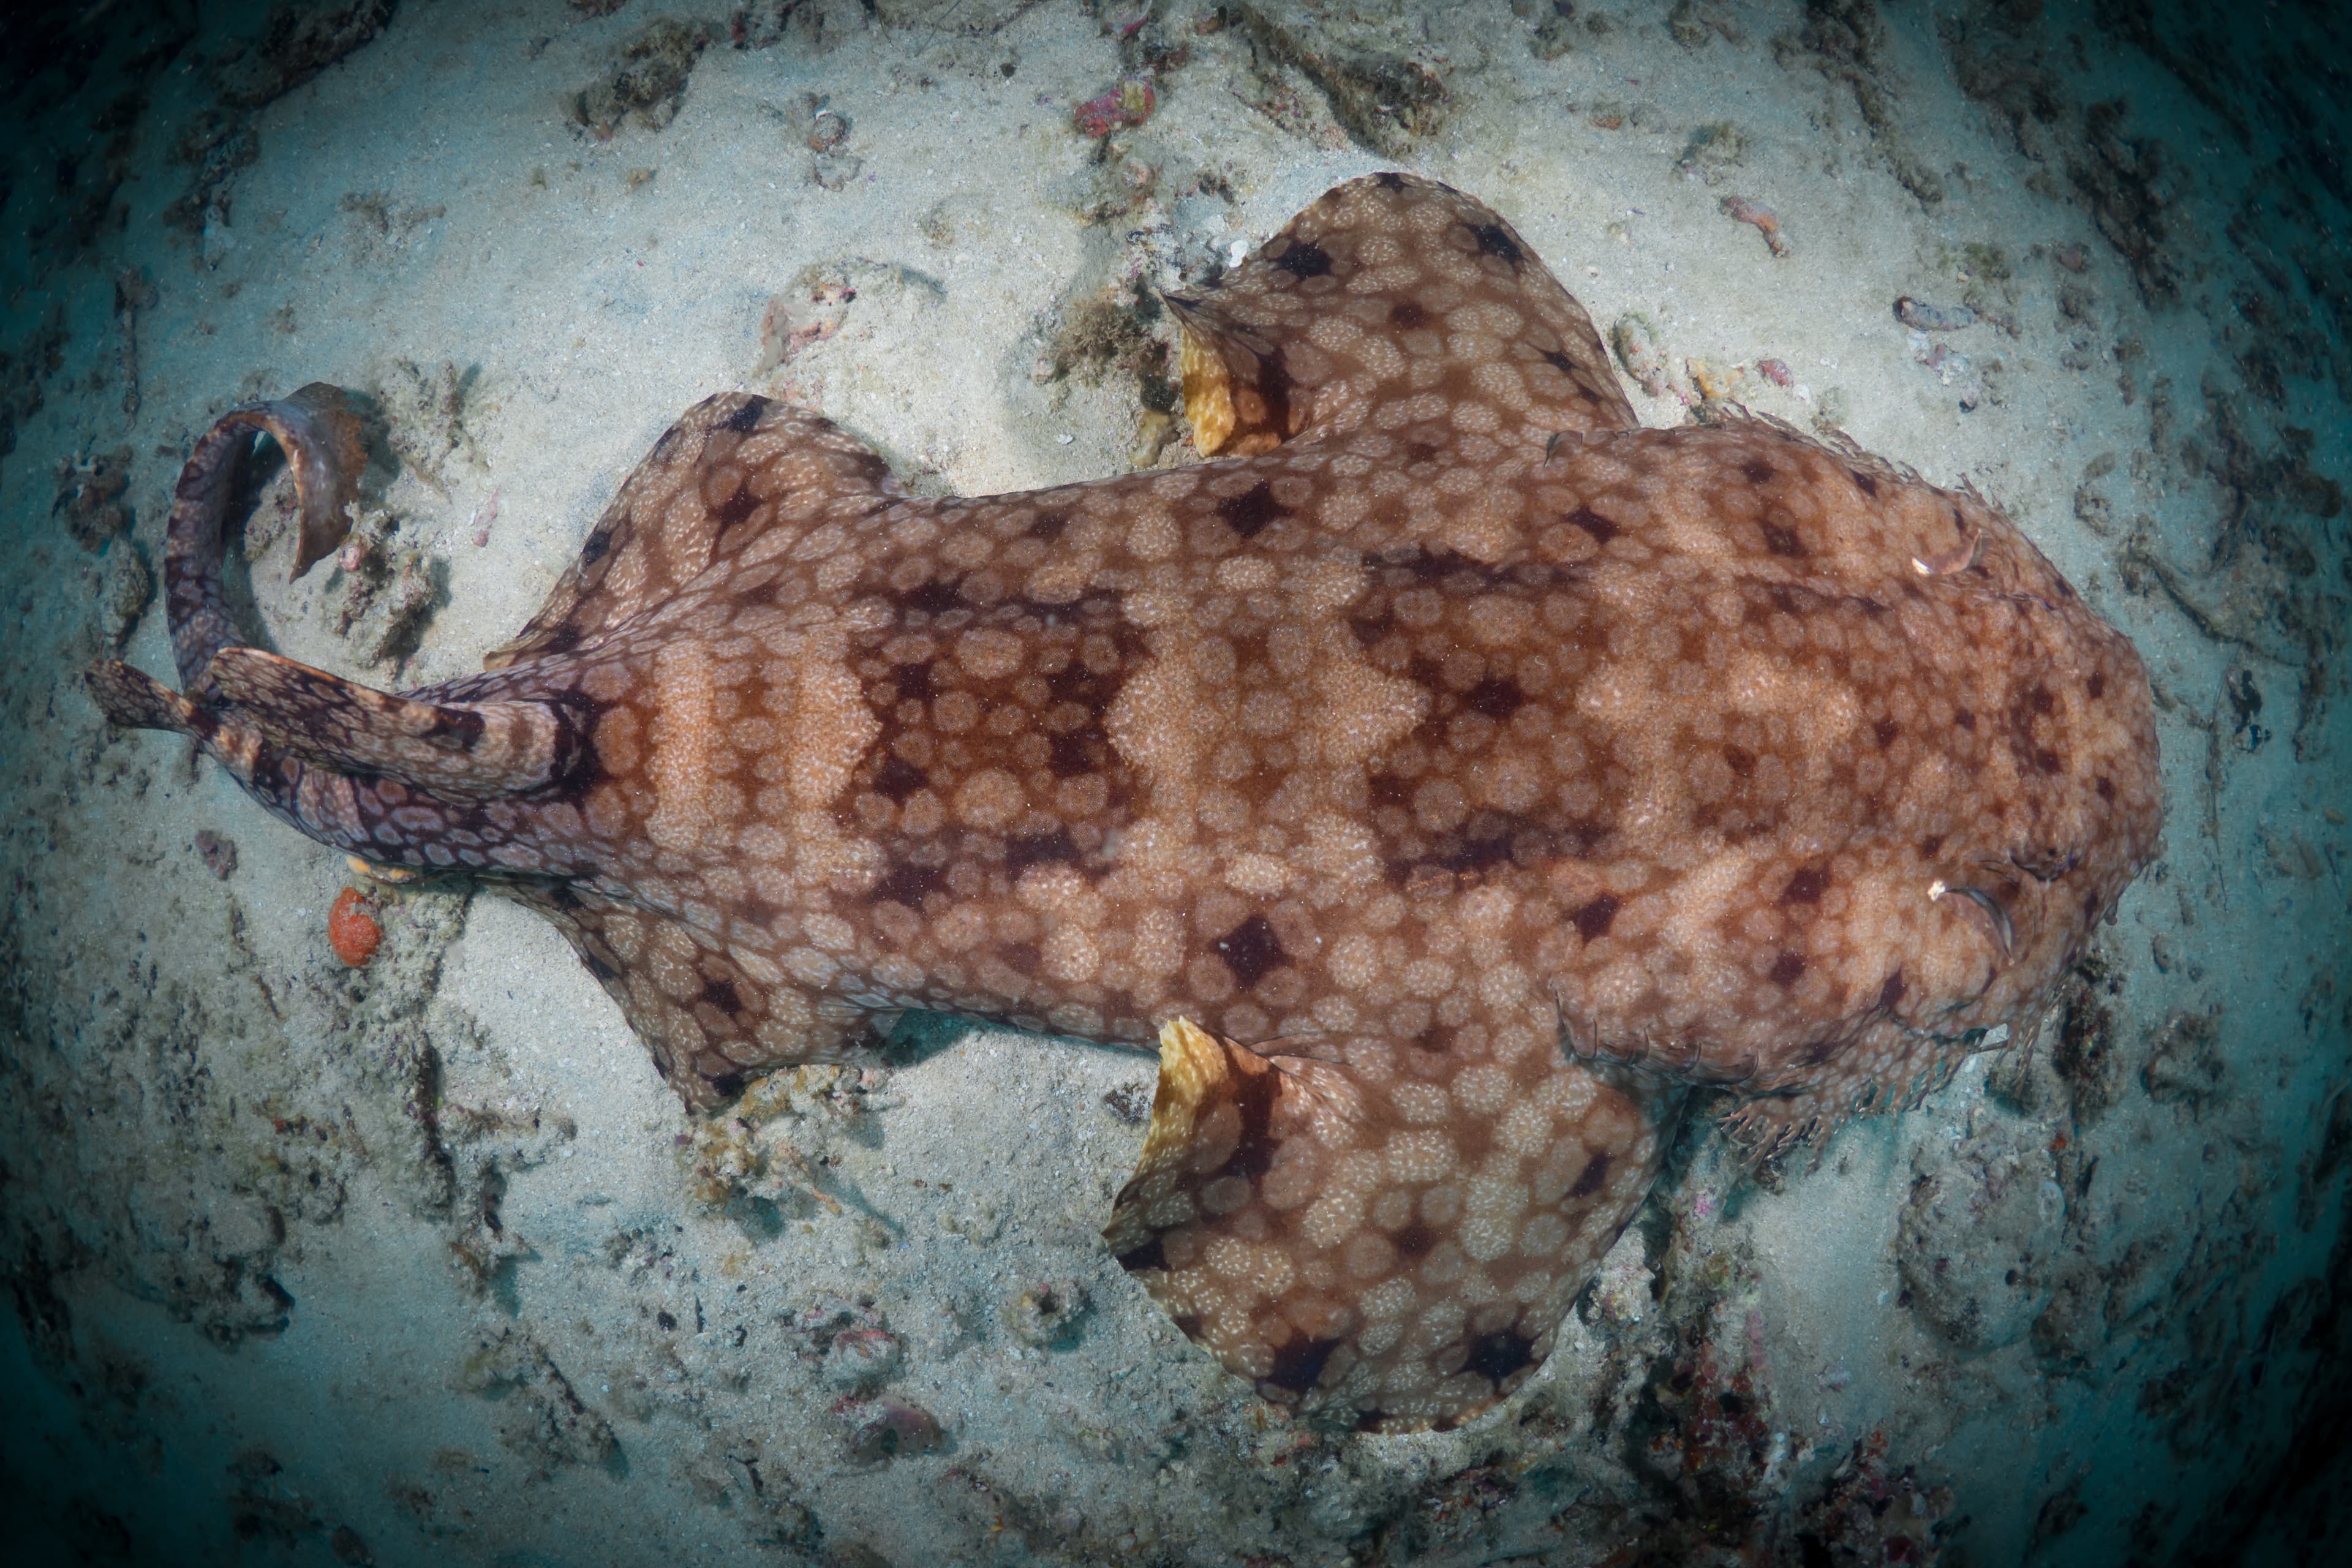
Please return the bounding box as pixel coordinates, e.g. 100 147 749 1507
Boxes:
91 174 2161 1431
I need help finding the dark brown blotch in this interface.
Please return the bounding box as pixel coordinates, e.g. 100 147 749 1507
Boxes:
1214 913 1286 990
1047 728 1109 778
1471 223 1523 265
422 706 488 750
1432 825 1517 878
1768 950 1807 986
1570 893 1619 942
1216 481 1287 541
1779 866 1828 905
1394 1222 1438 1258
579 529 612 565
1873 717 1902 748
1227 1061 1280 1177
1006 827 1080 879
1564 505 1619 545
1046 657 1117 710
1247 345 1294 432
1567 1151 1610 1199
699 976 743 1016
1463 676 1526 720
1464 1329 1536 1383
1273 239 1332 278
842 448 892 488
1850 468 1879 497
1263 1335 1342 1394
873 861 944 907
1762 521 1806 558
1389 300 1428 328
1742 458 1775 484
710 486 760 530
1028 509 1070 542
720 395 769 433
1116 1234 1167 1273
873 755 928 802
888 661 937 702
897 578 965 617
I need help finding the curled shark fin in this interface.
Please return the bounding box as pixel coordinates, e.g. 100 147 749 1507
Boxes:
270 382 371 580
204 646 579 803
1106 1017 1667 1433
165 382 370 697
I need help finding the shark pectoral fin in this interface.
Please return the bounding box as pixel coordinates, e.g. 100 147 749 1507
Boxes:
1106 1019 1669 1433
204 646 578 803
503 883 857 1114
86 659 203 735
1167 172 1640 459
484 391 900 671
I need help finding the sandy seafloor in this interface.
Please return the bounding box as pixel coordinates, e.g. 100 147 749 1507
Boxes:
2 1 2348 1564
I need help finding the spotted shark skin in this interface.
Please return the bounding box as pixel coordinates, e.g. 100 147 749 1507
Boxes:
88 173 2162 1432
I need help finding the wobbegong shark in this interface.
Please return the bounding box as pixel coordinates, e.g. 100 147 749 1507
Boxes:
91 173 2161 1430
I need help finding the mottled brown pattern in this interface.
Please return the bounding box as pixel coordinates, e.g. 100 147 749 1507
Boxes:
89 174 2162 1433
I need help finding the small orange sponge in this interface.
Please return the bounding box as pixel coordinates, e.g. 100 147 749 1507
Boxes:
328 886 381 967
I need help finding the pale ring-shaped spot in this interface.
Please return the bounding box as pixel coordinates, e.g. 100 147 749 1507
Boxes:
1387 1129 1457 1183
1452 1062 1513 1116
1391 1081 1452 1124
1518 1212 1571 1257
954 769 1027 830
